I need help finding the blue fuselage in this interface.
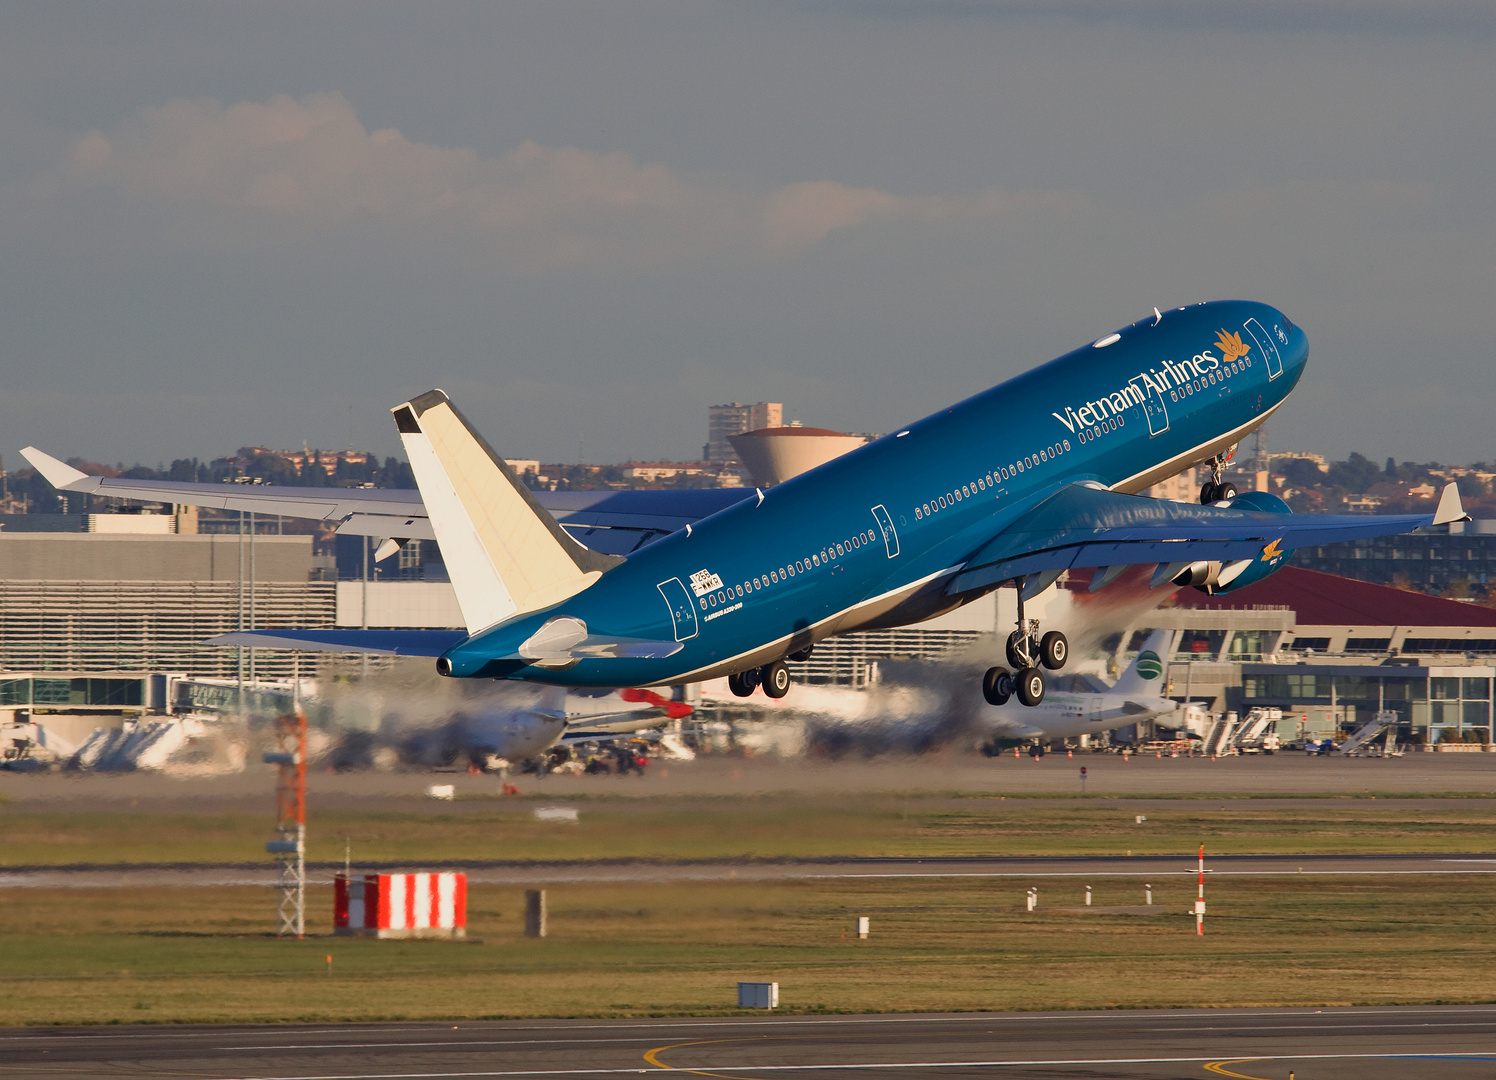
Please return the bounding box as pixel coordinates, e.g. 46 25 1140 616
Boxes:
442 300 1308 686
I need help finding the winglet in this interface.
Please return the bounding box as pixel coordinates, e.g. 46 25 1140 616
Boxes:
19 447 95 491
1434 482 1471 527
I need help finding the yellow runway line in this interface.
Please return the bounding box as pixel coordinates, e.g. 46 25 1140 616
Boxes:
644 1036 770 1080
1204 1060 1275 1079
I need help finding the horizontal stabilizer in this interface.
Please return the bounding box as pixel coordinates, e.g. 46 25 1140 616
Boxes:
207 629 467 656
505 638 683 662
512 615 681 661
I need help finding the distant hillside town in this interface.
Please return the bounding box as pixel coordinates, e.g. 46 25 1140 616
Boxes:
5 412 1496 600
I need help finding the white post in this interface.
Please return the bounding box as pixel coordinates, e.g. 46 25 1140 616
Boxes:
1145 883 1153 906
1196 845 1206 935
856 916 870 939
1085 885 1092 906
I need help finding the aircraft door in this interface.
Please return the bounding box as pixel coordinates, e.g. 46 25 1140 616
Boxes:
657 577 699 642
870 504 899 558
1129 376 1170 437
1242 318 1283 380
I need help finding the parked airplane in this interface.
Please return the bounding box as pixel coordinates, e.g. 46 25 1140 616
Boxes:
976 628 1177 743
24 300 1468 708
436 686 691 765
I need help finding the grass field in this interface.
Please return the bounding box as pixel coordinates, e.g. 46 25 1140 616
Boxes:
3 873 1495 1025
6 793 1496 1024
6 796 1496 866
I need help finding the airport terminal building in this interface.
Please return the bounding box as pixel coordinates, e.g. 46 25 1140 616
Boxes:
5 511 1496 748
1151 566 1496 745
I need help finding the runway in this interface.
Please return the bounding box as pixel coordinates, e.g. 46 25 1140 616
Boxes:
4 1007 1496 1078
4 852 1496 888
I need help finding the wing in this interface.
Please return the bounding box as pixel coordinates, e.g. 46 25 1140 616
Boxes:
20 446 754 555
950 481 1468 595
207 628 468 656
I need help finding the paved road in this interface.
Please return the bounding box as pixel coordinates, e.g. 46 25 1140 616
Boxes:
3 1007 1495 1079
4 852 1496 888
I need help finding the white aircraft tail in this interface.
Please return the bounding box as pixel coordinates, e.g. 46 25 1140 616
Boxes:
1111 629 1172 697
392 390 621 633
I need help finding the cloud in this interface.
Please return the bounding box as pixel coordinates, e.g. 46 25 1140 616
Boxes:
55 92 1071 270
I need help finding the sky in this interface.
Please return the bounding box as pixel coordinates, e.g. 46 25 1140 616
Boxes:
1 1 1493 469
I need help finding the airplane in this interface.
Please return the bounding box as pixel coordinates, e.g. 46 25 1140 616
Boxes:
23 299 1469 709
414 686 692 767
975 628 1178 745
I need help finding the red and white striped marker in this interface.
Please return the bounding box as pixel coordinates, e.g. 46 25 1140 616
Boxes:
335 873 467 938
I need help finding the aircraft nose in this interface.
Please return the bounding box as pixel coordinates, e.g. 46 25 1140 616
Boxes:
1281 312 1309 374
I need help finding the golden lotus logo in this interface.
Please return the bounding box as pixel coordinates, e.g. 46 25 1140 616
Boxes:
1260 538 1285 562
1216 329 1251 363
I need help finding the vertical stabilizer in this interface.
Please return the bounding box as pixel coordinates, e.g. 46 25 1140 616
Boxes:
1111 629 1172 697
392 390 622 633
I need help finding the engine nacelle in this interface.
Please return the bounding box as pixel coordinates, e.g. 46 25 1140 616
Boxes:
1191 490 1295 595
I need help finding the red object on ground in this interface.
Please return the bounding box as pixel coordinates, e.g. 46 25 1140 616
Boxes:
334 873 467 938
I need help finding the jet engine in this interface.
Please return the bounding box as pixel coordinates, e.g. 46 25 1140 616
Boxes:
1175 491 1295 595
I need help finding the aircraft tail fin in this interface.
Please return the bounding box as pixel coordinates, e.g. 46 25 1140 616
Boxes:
1111 629 1172 697
392 390 622 633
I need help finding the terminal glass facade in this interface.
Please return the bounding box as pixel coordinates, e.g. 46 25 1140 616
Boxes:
0 676 144 708
1241 665 1493 744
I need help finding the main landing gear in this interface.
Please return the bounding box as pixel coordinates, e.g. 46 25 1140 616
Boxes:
983 577 1067 708
1199 447 1239 504
728 647 812 699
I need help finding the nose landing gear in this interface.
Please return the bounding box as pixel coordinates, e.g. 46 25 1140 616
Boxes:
983 575 1067 708
1199 447 1239 504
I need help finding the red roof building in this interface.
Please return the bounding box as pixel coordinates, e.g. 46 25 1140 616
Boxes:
1171 566 1496 656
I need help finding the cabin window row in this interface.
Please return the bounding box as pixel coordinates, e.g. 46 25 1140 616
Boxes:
913 439 1073 521
1169 357 1250 403
1077 412 1124 443
698 528 881 609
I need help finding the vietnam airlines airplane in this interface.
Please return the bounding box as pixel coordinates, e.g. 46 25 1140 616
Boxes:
23 300 1468 708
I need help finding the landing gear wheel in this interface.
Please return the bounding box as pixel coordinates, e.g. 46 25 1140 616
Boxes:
1039 631 1068 671
1200 480 1238 505
982 667 1014 706
789 644 814 662
1016 667 1046 707
760 661 791 699
727 669 758 697
1006 629 1035 670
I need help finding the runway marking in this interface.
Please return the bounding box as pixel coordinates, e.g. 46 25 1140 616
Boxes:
210 1050 1496 1080
9 1005 1496 1045
644 1036 771 1080
222 1037 687 1052
214 1018 1496 1051
1203 1061 1271 1079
